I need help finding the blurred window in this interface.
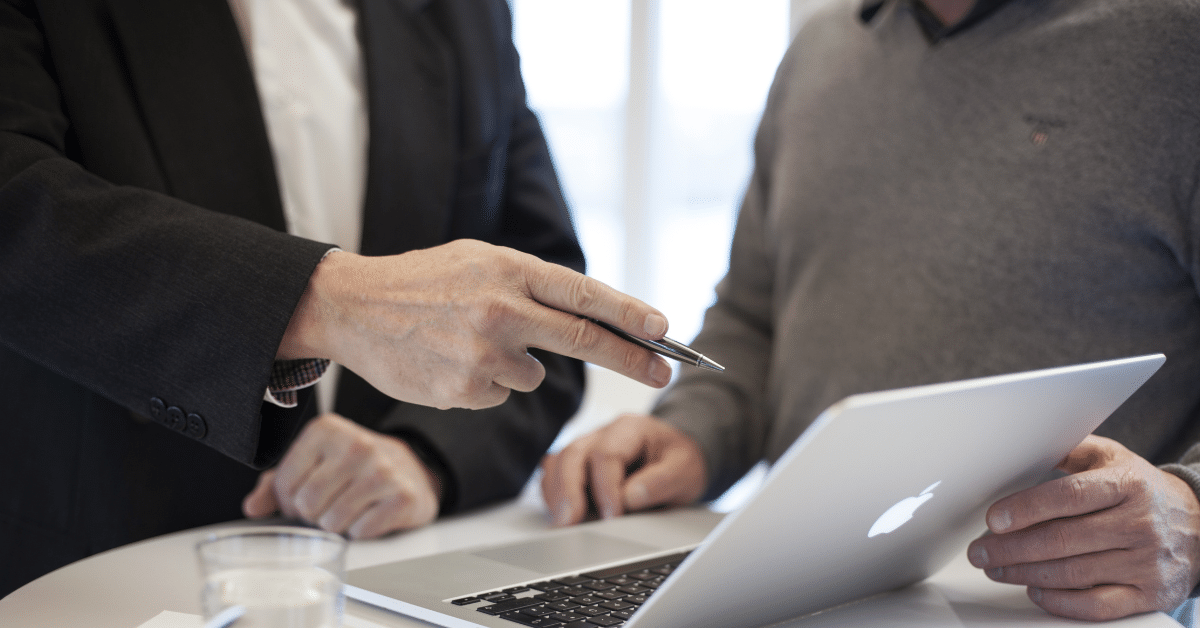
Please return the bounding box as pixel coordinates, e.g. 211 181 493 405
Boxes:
512 0 791 342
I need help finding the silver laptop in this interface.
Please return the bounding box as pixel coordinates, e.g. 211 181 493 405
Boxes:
346 354 1165 628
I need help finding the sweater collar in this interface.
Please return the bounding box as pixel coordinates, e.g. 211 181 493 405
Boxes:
860 0 1013 42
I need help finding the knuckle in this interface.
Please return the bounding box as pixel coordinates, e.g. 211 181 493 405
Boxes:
346 436 373 460
619 343 645 377
1061 476 1089 505
567 274 598 312
476 297 519 336
613 297 640 328
568 318 601 352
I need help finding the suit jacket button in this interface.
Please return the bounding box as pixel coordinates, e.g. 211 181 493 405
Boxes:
149 397 166 420
186 413 207 439
166 406 186 431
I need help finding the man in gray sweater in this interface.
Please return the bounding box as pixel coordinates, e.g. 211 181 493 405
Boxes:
541 0 1200 620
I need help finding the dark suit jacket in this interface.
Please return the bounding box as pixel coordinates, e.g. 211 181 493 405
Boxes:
0 0 585 596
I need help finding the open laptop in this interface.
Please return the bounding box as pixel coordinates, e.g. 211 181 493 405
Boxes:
346 354 1165 628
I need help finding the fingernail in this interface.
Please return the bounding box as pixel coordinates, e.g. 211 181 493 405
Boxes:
643 313 668 338
986 567 1003 580
990 509 1012 533
650 359 672 387
969 545 989 567
1028 587 1043 603
627 482 649 510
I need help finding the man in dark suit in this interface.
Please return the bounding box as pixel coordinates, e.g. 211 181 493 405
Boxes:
0 0 675 596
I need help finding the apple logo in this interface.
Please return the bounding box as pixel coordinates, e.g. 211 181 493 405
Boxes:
868 481 942 538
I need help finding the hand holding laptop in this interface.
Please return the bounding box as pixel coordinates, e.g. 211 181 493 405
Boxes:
967 434 1200 621
540 413 707 526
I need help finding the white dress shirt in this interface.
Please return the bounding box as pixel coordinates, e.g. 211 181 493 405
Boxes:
229 0 367 416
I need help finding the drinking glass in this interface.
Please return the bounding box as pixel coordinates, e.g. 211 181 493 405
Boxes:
197 526 346 628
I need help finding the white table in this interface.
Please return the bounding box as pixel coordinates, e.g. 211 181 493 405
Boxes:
0 492 1183 628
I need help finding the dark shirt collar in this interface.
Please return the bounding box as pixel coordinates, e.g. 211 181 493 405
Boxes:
860 0 1013 42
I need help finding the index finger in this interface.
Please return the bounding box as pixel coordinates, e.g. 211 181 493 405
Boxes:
986 468 1128 534
523 259 669 341
586 427 650 520
515 302 673 388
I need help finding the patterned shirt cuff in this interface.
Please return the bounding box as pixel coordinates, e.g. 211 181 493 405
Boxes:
264 358 331 408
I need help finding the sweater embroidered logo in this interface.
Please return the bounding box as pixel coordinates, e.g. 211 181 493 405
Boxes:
1024 114 1068 147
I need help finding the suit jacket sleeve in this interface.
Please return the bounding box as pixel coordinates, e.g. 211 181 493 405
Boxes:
0 0 329 468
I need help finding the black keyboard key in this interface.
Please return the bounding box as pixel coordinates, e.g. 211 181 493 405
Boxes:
611 610 634 620
570 596 603 606
605 576 636 586
624 595 648 605
536 592 571 603
501 611 563 627
521 606 557 617
583 581 615 592
551 612 585 622
554 575 594 586
479 597 542 615
501 610 537 625
451 597 481 606
587 616 623 627
559 586 591 597
593 591 624 601
481 592 515 602
530 581 565 592
598 600 634 612
562 622 594 628
575 606 609 617
617 585 649 595
505 586 532 594
546 601 581 611
625 572 656 581
581 551 691 580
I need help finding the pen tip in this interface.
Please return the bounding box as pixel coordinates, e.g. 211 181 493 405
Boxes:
698 356 725 372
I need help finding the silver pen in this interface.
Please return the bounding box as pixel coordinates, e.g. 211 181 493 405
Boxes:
590 319 725 372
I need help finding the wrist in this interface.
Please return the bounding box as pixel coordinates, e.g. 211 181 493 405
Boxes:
277 249 352 361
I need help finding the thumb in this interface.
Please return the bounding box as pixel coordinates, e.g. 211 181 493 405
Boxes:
622 450 704 512
1056 435 1117 475
242 470 279 518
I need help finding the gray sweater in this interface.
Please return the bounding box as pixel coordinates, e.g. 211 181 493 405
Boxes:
655 0 1200 500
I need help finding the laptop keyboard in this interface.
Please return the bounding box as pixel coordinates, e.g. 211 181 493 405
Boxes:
448 551 691 627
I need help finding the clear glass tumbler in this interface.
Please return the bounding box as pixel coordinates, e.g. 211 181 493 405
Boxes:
197 526 346 628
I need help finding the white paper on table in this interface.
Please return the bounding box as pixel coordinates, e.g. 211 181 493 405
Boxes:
135 610 391 628
136 611 204 628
